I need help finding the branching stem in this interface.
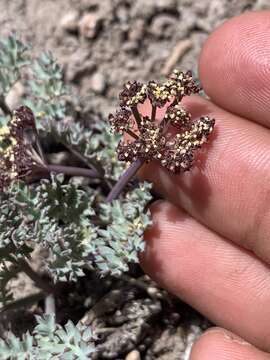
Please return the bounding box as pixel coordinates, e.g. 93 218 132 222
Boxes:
106 158 144 202
45 294 56 314
46 164 100 178
63 142 104 177
1 292 45 314
151 105 156 122
131 106 142 128
125 129 139 140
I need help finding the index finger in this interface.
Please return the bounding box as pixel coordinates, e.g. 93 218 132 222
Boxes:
199 11 270 129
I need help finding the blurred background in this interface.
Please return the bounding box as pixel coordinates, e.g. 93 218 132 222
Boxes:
0 0 268 119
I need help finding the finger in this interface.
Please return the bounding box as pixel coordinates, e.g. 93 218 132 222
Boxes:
139 95 270 264
190 328 270 360
141 200 270 351
199 11 270 128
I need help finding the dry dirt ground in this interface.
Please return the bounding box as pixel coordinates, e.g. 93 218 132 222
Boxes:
0 1 269 359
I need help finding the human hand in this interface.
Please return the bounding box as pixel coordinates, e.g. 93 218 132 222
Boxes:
140 11 270 360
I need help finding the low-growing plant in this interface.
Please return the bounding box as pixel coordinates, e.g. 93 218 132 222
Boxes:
0 33 214 358
0 314 96 360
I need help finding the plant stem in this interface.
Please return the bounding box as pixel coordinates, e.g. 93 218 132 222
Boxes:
131 105 142 127
0 95 12 116
46 164 100 178
151 105 156 122
45 294 56 314
126 129 139 140
1 292 45 314
106 158 144 202
61 142 114 192
18 259 54 294
63 142 104 176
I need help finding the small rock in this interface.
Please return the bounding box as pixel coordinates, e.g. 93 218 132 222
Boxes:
60 11 79 32
129 19 145 43
147 286 159 297
125 59 138 70
253 0 270 10
155 0 177 10
132 0 177 18
132 0 156 19
115 5 130 23
65 48 96 82
122 41 139 53
6 82 24 109
90 72 106 94
68 60 96 82
125 350 141 360
150 14 177 39
79 12 102 39
46 151 70 165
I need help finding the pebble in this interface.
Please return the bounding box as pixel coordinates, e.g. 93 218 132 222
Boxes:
147 286 159 297
125 59 138 70
60 11 79 32
90 72 106 94
46 151 70 165
132 0 177 18
116 5 130 23
150 14 177 39
129 19 145 43
6 82 24 109
155 0 177 10
122 41 139 53
253 0 270 10
132 0 156 19
79 13 102 39
125 350 141 360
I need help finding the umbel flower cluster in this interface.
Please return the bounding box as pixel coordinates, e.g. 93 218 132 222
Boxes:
0 106 37 190
109 69 215 173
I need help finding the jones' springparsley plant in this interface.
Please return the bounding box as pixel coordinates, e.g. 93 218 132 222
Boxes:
0 314 96 360
0 33 214 358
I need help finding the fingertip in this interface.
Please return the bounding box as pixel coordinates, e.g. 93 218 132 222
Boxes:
199 10 270 84
191 327 269 360
199 11 270 127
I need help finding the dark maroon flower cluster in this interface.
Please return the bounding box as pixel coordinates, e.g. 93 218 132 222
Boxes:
0 106 36 190
109 69 215 174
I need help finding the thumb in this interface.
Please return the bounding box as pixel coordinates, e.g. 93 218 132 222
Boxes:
190 327 270 360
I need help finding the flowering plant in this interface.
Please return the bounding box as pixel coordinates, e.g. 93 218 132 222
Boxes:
0 33 214 358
